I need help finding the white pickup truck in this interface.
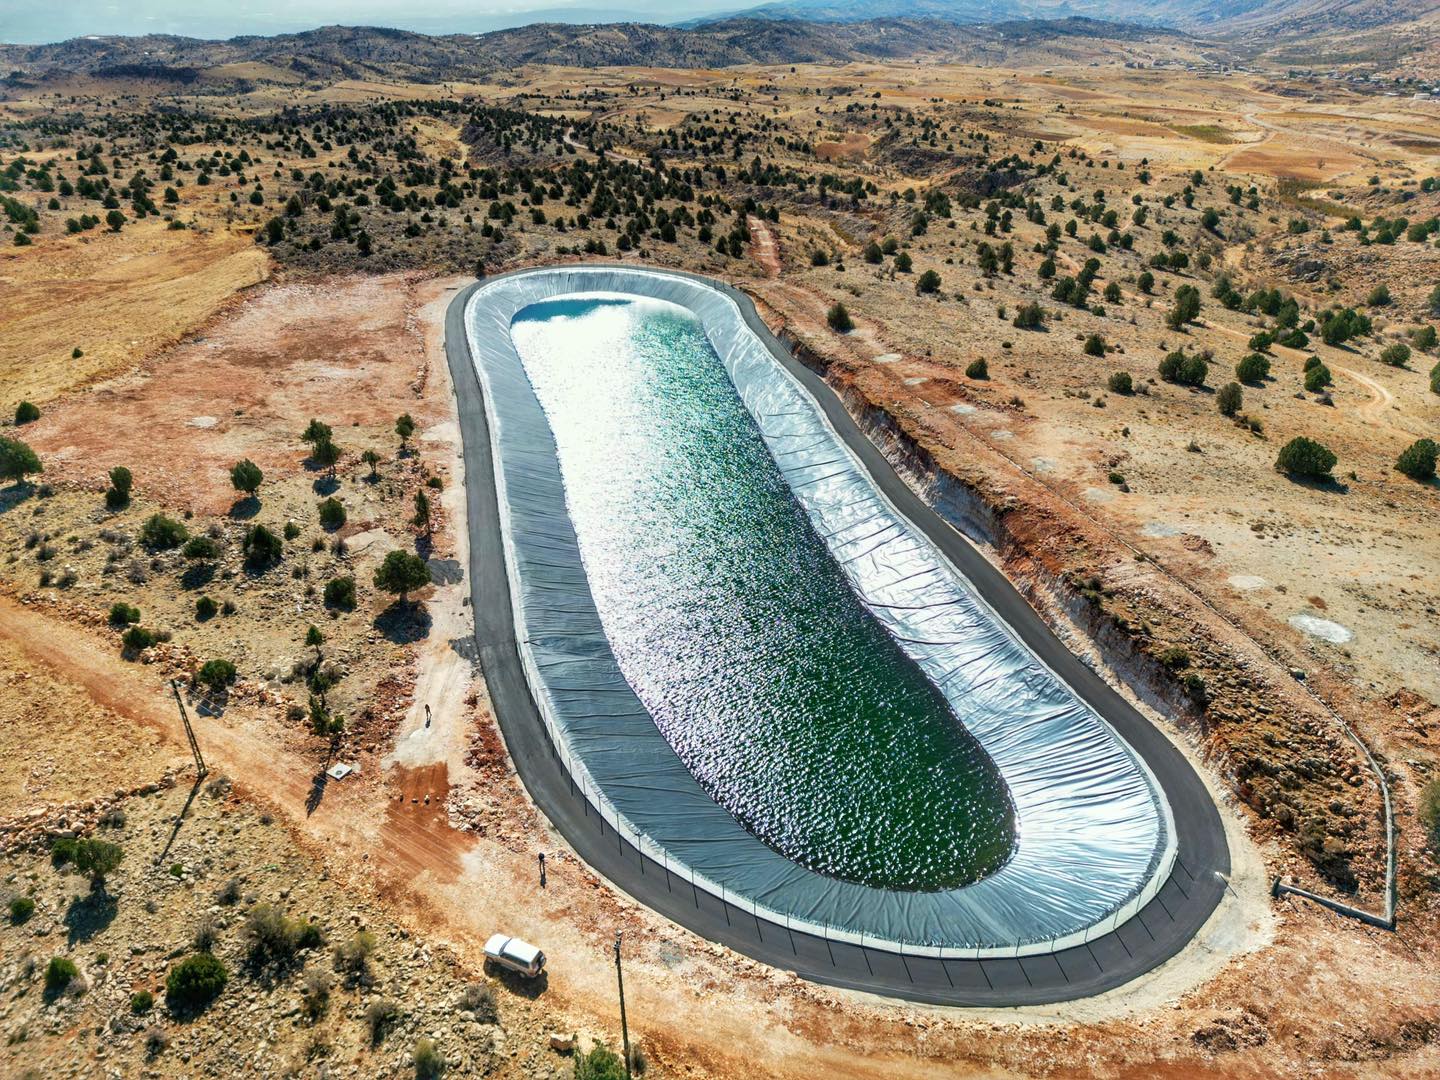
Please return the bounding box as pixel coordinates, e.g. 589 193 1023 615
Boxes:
483 933 546 978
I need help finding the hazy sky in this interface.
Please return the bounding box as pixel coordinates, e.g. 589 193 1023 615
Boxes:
0 0 744 44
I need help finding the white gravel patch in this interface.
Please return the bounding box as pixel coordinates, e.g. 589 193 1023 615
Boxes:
1082 487 1115 502
873 352 902 364
1031 457 1057 473
1228 574 1268 591
1288 614 1354 644
187 416 218 428
1141 522 1182 538
949 402 975 415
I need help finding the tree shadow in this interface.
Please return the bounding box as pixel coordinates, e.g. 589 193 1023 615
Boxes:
156 778 204 870
194 688 229 718
0 482 36 515
180 562 216 591
427 558 462 586
311 475 339 496
1281 473 1349 494
374 602 431 644
305 767 329 817
227 496 260 520
64 888 119 945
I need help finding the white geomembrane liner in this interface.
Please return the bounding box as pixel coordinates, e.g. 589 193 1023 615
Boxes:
466 267 1175 955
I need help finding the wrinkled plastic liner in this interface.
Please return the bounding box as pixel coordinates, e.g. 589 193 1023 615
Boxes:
466 268 1175 955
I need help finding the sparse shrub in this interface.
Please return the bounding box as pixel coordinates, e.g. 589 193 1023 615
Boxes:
1165 284 1201 330
139 514 187 551
1012 302 1044 329
1216 381 1243 418
144 1025 169 1056
324 575 357 610
8 896 35 924
215 878 242 906
15 401 40 425
916 269 942 294
1083 333 1105 357
1366 283 1391 307
1235 353 1270 384
195 595 219 620
283 520 301 541
71 837 122 888
1304 362 1331 392
183 535 218 560
574 1043 627 1080
310 437 341 476
165 953 227 1011
1157 645 1191 670
459 983 498 1023
965 358 988 379
1395 438 1437 482
244 903 323 965
104 466 132 508
318 497 346 531
196 659 236 692
130 990 154 1014
395 414 416 448
122 626 158 652
374 550 430 604
826 302 853 333
191 915 220 953
45 957 78 995
1107 371 1132 395
414 1038 445 1079
366 1000 400 1044
1420 779 1440 854
1158 349 1207 388
243 524 283 569
334 930 377 978
1275 436 1337 479
0 436 42 486
301 968 332 1021
109 602 141 627
1379 343 1411 368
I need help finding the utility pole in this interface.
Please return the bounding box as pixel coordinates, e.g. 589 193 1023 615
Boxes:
169 678 209 779
614 929 632 1079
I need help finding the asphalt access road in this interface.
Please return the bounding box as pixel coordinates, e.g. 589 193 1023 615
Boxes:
442 268 1230 1006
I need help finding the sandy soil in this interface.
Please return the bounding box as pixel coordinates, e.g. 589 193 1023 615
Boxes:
0 218 268 407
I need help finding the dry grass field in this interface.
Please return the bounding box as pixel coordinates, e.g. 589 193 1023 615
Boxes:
1 49 1438 1079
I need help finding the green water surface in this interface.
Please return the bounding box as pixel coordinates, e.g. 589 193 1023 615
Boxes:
510 294 1015 890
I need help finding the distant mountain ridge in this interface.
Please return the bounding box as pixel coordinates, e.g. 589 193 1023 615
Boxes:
1 0 1433 85
702 0 1439 34
0 17 1188 83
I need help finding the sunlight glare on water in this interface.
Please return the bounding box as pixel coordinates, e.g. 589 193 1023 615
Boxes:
510 294 1015 890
